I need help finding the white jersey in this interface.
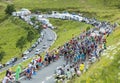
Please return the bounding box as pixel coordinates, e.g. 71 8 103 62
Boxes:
2 76 10 83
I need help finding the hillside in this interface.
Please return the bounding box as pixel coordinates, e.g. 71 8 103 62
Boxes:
0 0 120 82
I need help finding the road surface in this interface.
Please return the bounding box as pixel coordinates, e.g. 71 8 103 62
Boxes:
20 56 65 83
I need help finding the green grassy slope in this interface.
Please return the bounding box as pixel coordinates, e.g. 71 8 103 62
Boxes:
0 17 39 63
0 0 120 82
0 1 7 22
0 18 26 62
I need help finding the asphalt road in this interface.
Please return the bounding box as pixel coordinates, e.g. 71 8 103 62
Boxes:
20 56 65 83
0 28 57 73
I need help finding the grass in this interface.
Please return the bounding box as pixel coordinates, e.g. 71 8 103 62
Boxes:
0 0 120 82
0 1 7 22
0 17 39 63
0 18 26 62
0 0 119 63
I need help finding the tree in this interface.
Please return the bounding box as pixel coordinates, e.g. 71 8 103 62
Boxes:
0 51 5 61
16 36 26 52
86 26 90 31
30 16 36 26
36 22 42 32
5 4 16 15
27 30 35 45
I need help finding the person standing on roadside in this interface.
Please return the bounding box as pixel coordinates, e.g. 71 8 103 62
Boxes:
79 63 85 73
15 64 22 81
2 75 12 83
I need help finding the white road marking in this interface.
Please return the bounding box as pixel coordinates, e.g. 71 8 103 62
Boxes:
46 75 53 81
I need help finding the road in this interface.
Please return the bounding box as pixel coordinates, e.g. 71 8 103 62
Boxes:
20 56 65 83
0 28 57 73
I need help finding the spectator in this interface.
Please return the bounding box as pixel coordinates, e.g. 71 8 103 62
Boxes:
2 75 12 83
25 66 32 80
48 55 52 64
44 55 48 66
70 66 75 77
66 69 72 79
15 64 22 81
6 69 12 77
79 63 84 73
